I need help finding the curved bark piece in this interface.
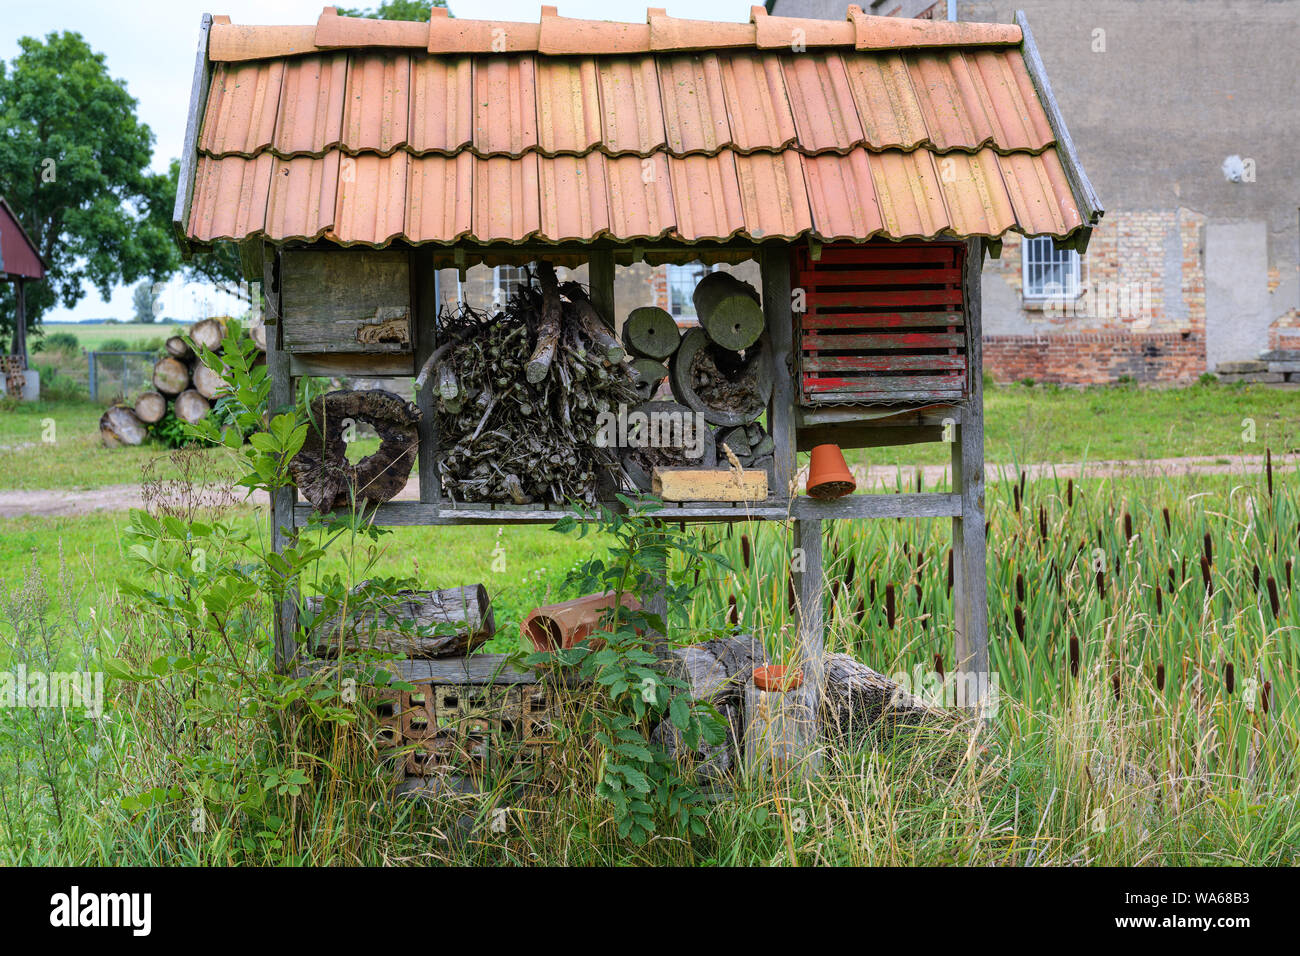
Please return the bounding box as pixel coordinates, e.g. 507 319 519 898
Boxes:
289 388 422 513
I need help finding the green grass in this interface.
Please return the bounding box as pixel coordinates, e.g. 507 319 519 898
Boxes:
6 381 1298 492
37 322 192 351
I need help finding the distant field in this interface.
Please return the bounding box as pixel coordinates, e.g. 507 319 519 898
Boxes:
38 322 192 351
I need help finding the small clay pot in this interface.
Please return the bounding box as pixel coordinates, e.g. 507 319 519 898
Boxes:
752 664 803 693
806 444 856 499
521 591 642 652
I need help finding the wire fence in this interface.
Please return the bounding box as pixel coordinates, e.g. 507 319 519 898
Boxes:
88 351 156 404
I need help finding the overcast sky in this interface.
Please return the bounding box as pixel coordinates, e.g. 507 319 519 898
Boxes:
0 0 754 323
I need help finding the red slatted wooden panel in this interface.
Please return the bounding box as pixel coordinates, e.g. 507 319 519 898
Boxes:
793 241 968 405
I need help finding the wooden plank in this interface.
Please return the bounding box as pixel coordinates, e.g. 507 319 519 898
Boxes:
587 249 616 329
264 243 298 671
802 244 961 265
281 249 411 353
299 653 536 685
791 518 824 772
805 388 965 404
795 268 962 287
801 354 966 373
653 468 767 502
792 492 960 520
797 424 943 452
803 373 966 392
288 352 416 378
292 501 790 527
411 247 440 508
806 289 964 308
952 238 989 712
801 331 965 350
762 244 796 502
796 405 960 427
801 311 963 329
171 13 214 253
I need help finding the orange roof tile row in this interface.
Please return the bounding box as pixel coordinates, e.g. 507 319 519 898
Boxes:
187 145 1081 246
181 6 1093 249
206 7 1022 62
199 46 1053 160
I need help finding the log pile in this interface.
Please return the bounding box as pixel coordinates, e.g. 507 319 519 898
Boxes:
99 316 266 447
429 262 640 505
617 269 774 490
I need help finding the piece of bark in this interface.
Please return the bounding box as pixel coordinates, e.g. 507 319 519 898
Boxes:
622 306 680 360
190 317 225 353
192 362 226 400
304 583 495 658
289 388 422 512
173 389 211 424
152 356 190 396
629 357 668 401
693 271 763 351
100 405 146 447
525 263 562 384
165 335 193 360
133 391 167 424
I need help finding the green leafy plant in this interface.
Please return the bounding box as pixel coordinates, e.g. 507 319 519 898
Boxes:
527 495 728 844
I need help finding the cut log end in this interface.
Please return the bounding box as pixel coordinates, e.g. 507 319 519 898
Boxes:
173 389 211 424
100 405 146 447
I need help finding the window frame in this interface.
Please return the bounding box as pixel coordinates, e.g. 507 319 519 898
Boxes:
1020 236 1083 302
665 262 718 321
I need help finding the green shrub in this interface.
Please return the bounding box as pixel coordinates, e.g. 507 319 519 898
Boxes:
35 331 81 353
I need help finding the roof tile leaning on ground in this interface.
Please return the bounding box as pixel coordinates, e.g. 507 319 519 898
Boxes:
177 4 1102 253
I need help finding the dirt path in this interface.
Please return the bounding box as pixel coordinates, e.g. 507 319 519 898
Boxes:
0 453 1294 519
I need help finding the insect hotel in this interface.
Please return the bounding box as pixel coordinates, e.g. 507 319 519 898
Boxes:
173 6 1101 782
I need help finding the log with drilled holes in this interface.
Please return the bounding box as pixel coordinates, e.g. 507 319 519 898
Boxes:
304 582 495 658
693 271 764 351
622 306 680 360
289 388 422 512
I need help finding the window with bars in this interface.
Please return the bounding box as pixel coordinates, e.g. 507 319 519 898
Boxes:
665 263 717 319
1021 237 1081 300
492 264 534 308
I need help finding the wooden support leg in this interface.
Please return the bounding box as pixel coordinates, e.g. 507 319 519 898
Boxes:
951 417 989 712
264 245 298 672
792 517 824 770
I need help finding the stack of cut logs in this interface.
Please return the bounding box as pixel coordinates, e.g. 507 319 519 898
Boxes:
619 270 775 489
99 316 266 447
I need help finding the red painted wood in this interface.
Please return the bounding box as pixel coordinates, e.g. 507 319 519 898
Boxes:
801 331 965 350
800 311 963 329
805 288 964 308
795 268 962 287
802 354 966 372
804 373 967 393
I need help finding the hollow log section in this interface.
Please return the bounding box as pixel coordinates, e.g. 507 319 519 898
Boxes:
670 327 773 427
650 636 956 779
305 583 494 658
289 388 422 513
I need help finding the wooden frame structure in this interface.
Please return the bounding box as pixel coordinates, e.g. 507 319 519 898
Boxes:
172 7 1103 733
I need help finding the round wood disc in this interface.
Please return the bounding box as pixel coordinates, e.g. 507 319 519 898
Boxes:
622 306 680 360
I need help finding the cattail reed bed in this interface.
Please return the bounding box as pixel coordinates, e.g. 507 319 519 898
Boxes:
682 468 1300 797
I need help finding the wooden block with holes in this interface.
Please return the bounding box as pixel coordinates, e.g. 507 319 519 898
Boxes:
652 467 767 502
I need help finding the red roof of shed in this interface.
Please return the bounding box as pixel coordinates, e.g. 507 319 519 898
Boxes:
175 5 1101 254
0 198 46 280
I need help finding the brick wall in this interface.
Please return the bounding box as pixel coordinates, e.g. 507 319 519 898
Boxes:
984 332 1204 385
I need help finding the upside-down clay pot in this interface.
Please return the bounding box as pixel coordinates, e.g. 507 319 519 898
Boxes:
752 664 804 693
806 444 856 499
521 591 643 652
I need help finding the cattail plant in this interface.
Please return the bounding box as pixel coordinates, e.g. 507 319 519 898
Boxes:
1014 604 1026 642
1095 568 1106 600
1067 477 1074 508
1123 511 1133 541
1262 679 1272 715
1203 531 1213 567
1155 584 1163 615
1201 555 1213 596
844 554 856 589
728 594 739 628
933 653 944 682
885 583 896 630
1019 470 1027 505
1266 447 1273 498
740 534 751 570
946 548 953 594
1013 484 1022 513
1111 670 1121 701
1016 572 1025 604
1162 506 1171 534
1224 661 1235 696
1039 505 1048 543
1156 663 1166 691
1286 558 1292 590
1266 576 1280 618
1252 564 1260 591
1069 635 1080 678
787 576 796 615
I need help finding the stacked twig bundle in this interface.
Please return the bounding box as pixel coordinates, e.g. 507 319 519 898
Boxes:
430 262 640 506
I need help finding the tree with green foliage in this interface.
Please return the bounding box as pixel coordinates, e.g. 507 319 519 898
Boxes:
336 0 448 21
131 279 158 323
0 32 178 346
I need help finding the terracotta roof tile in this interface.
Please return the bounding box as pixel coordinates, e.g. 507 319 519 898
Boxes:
474 56 538 157
342 52 410 155
658 54 733 155
266 152 339 240
333 151 408 244
536 57 603 155
538 153 610 240
719 53 797 153
200 61 284 157
780 54 864 153
597 57 666 155
408 55 473 154
605 153 675 239
182 7 1095 249
272 54 347 157
474 154 541 242
407 153 473 242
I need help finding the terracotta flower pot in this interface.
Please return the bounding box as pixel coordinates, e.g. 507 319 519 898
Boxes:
752 664 803 693
806 443 856 499
521 591 642 652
